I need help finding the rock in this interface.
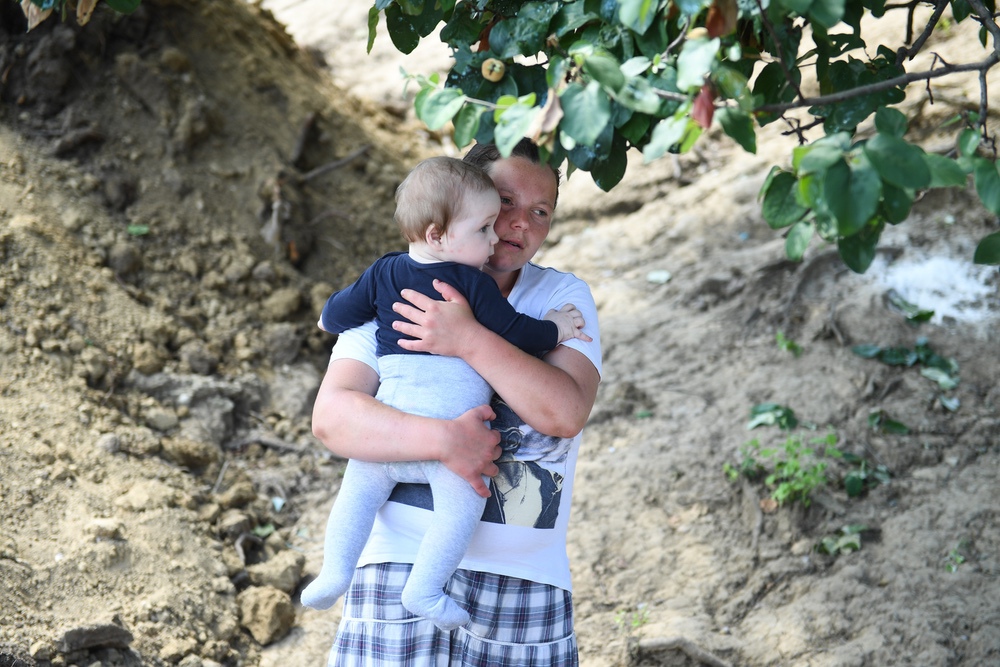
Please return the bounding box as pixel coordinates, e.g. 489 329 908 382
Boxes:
237 586 295 646
161 437 221 469
217 509 252 540
160 46 191 73
57 616 133 652
216 481 257 510
107 241 143 276
145 406 179 433
179 340 219 375
132 341 166 375
159 636 198 663
267 362 320 418
246 549 306 594
86 518 124 540
114 480 176 512
261 287 301 322
263 322 303 366
95 433 121 455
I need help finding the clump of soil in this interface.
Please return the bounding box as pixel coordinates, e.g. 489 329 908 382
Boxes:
2 1 999 666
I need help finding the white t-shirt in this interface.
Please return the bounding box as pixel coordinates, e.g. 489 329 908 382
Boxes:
327 262 602 591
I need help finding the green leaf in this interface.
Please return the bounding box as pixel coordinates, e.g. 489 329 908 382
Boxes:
921 367 959 390
940 395 961 412
761 170 808 229
864 134 931 189
560 82 612 146
785 220 813 260
844 473 864 498
494 104 541 156
618 0 659 34
840 157 881 235
677 38 719 91
385 3 420 54
973 158 1000 215
591 133 629 191
717 108 756 154
887 289 934 323
925 154 969 188
583 53 626 94
452 104 482 149
837 221 882 273
973 231 1000 265
488 1 560 59
617 77 663 115
875 347 918 366
880 182 913 223
796 144 844 175
367 6 380 54
874 107 908 137
747 403 799 430
417 88 466 130
809 0 845 29
104 0 142 12
851 344 883 359
957 128 981 157
643 115 688 162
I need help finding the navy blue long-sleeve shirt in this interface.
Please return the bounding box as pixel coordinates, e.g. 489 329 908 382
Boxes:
320 252 558 357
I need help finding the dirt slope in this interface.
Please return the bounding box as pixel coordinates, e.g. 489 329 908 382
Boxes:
1 1 998 666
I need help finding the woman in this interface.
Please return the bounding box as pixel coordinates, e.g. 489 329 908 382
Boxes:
311 139 602 665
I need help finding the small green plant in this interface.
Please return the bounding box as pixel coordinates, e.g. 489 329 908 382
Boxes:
775 331 803 357
746 403 799 430
944 540 970 573
815 524 868 556
614 604 650 633
867 409 910 435
841 453 891 498
726 432 840 507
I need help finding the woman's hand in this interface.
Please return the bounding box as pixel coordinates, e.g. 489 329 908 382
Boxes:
439 404 502 498
393 280 482 357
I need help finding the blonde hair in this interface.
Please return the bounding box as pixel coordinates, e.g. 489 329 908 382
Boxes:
394 157 496 243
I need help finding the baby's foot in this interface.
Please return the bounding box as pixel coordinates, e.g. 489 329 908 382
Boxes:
300 572 351 610
401 587 470 631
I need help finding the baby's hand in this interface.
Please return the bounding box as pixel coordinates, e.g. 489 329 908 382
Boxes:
544 303 593 344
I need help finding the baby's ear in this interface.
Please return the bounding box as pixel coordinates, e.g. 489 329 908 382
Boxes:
425 225 444 246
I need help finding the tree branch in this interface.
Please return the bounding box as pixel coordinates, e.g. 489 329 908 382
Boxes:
753 52 1000 114
897 0 950 64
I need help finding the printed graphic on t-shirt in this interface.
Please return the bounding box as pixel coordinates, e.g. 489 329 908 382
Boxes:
386 396 572 528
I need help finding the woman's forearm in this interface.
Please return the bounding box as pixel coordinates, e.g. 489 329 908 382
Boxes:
461 327 600 438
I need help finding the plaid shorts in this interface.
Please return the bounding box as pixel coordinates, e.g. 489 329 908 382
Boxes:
328 562 578 666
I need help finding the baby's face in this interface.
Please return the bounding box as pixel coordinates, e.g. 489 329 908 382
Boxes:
439 189 501 269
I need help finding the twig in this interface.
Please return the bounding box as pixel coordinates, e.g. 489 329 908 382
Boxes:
754 0 804 100
299 144 371 183
291 111 319 169
234 532 263 565
229 431 305 454
212 460 230 495
826 304 846 346
897 0 950 64
742 478 763 564
632 636 734 667
664 17 691 57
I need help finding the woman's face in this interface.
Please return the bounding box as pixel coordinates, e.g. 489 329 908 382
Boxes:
482 156 558 284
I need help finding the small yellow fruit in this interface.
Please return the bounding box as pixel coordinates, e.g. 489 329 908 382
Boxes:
481 58 506 83
687 27 710 40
